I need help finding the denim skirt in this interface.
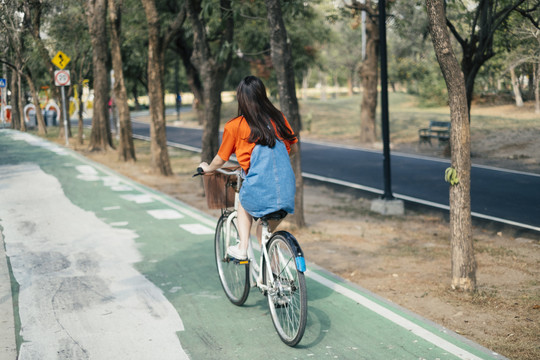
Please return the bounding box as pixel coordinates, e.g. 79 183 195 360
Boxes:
239 141 296 218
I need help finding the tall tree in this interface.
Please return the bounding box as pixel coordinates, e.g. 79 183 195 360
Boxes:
85 0 114 151
186 0 234 163
445 0 540 112
140 0 186 175
426 0 476 291
265 0 306 227
109 0 136 162
47 1 92 144
22 0 70 137
174 28 204 125
0 0 27 132
345 0 379 143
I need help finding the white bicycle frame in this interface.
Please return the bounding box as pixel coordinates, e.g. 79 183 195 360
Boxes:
216 168 293 294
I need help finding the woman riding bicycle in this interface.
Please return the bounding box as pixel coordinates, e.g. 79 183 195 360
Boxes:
199 75 298 260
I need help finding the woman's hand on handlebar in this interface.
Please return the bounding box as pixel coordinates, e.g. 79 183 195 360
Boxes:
198 161 211 173
198 155 226 174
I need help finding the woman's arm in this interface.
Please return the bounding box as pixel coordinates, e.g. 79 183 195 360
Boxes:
199 155 226 173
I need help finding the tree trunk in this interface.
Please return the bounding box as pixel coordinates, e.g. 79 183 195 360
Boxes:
333 74 339 99
319 70 327 101
131 85 141 110
510 66 524 107
10 69 20 130
78 83 84 144
109 0 136 162
265 0 306 228
141 0 173 175
302 69 310 100
347 68 355 96
85 0 113 151
426 0 476 292
25 74 47 135
175 36 204 125
535 62 540 114
186 0 234 163
200 75 224 162
17 70 26 132
527 64 534 101
359 5 378 144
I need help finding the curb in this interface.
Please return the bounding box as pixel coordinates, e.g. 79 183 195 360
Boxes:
0 229 17 359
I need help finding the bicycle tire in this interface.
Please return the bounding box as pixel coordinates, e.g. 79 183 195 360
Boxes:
215 215 250 306
264 233 307 346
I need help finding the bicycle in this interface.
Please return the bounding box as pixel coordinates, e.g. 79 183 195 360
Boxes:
195 167 308 347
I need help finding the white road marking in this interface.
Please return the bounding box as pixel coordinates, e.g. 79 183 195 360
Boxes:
76 165 99 175
120 194 155 204
103 206 121 211
7 132 68 155
76 174 101 181
147 209 184 219
111 185 133 191
180 224 214 235
0 163 188 359
307 270 489 360
110 221 129 227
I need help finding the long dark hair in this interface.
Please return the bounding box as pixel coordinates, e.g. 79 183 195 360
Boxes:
237 76 296 147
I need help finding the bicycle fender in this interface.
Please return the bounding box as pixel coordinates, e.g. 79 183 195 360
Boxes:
271 231 306 273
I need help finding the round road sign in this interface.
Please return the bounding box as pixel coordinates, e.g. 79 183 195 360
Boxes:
54 70 71 86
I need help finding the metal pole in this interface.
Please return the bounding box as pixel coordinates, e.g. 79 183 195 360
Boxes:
175 57 180 122
0 87 4 128
61 85 69 146
379 0 393 200
1 63 5 127
361 9 366 60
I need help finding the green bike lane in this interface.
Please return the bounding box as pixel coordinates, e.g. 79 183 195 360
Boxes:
0 130 504 359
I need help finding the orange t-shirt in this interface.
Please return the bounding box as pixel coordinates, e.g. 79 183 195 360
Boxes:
217 115 298 173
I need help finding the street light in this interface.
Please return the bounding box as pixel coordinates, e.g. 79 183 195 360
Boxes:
378 0 393 200
344 0 403 214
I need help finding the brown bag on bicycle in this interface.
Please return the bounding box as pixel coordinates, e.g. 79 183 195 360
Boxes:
202 167 239 209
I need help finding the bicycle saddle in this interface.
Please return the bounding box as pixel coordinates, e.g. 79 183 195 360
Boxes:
259 209 288 222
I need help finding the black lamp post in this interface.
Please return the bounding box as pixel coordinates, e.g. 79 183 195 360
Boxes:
378 0 394 200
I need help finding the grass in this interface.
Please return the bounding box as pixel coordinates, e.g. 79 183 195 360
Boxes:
166 91 539 146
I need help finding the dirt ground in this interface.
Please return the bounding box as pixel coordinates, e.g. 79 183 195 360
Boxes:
63 103 539 360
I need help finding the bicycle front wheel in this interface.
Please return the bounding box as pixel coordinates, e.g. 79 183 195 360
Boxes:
215 215 250 306
264 234 307 347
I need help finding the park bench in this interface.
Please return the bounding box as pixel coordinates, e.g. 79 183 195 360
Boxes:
418 120 451 146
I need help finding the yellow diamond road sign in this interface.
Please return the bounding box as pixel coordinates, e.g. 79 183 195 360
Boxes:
52 51 70 70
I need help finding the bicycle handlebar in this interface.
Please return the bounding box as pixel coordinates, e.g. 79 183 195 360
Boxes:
192 167 241 177
215 168 241 176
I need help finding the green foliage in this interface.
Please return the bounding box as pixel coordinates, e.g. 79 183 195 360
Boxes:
416 65 448 107
226 0 330 91
2 0 534 112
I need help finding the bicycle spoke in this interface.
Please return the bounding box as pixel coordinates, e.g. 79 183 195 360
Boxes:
215 215 250 306
265 234 307 347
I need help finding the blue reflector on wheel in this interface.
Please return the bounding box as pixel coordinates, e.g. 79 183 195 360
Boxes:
295 257 306 272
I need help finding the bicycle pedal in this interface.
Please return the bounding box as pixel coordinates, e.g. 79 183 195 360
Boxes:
231 258 249 265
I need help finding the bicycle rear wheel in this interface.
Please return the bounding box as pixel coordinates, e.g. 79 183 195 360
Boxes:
215 215 250 306
264 233 307 346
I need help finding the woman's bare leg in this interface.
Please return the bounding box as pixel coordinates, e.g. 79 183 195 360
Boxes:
236 201 252 252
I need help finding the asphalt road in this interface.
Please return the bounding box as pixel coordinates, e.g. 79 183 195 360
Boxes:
127 119 540 232
0 130 504 359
